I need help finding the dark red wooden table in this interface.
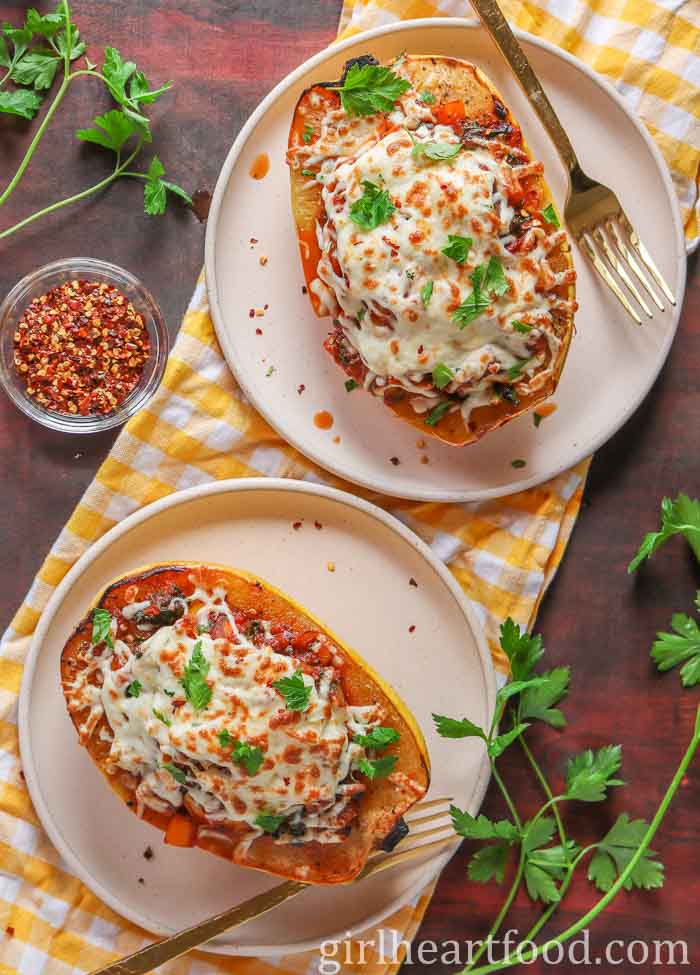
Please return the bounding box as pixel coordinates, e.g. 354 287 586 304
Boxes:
1 2 698 972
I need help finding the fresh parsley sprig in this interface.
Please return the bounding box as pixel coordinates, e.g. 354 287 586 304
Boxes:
331 62 410 117
453 257 509 329
349 179 395 231
628 493 700 572
432 496 700 974
0 2 190 241
91 607 114 649
273 669 312 712
181 640 212 711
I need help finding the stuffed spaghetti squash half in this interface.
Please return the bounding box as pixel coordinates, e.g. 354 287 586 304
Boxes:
60 563 429 884
288 54 577 446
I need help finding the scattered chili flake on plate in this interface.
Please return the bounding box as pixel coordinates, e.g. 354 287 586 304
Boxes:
408 625 416 633
13 280 150 417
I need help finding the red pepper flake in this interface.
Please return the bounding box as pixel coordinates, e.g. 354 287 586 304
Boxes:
13 280 150 417
255 328 263 336
292 521 302 530
314 520 323 530
301 285 308 294
409 577 418 587
297 384 306 395
5 926 14 937
248 309 255 318
143 845 154 860
389 456 400 466
408 625 416 633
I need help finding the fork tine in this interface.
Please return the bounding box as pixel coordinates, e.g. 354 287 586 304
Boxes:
405 795 452 817
623 216 676 305
404 808 453 828
581 233 642 325
366 835 457 876
608 221 664 311
593 227 653 318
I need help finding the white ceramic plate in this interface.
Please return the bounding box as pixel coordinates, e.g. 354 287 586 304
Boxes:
206 18 686 503
19 479 496 956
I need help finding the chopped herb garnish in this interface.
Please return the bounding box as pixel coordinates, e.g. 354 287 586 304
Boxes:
266 365 275 377
512 458 527 469
255 811 286 834
125 680 142 698
533 412 543 428
357 306 366 321
412 139 462 162
91 608 114 649
302 124 314 144
420 280 434 308
219 729 264 774
197 622 211 634
453 257 508 329
163 762 185 784
181 640 212 711
349 179 395 230
479 256 509 297
425 400 453 427
353 726 400 749
542 203 560 227
163 688 175 697
432 363 455 390
301 168 316 178
152 708 171 727
218 728 233 748
273 668 312 712
512 320 532 334
419 90 436 104
358 755 398 779
406 269 415 279
453 285 490 329
441 234 472 264
506 358 530 381
345 379 359 392
332 63 410 117
245 620 264 640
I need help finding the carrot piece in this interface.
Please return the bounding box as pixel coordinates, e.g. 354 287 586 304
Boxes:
435 100 466 127
164 813 197 847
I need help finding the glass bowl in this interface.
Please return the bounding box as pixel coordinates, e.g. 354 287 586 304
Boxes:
0 258 169 434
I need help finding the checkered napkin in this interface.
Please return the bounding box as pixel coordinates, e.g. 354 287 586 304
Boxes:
1 0 696 971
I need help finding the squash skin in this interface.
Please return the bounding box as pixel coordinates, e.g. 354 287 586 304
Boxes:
287 54 576 447
60 562 430 885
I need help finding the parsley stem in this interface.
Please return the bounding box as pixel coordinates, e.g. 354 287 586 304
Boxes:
463 706 700 975
0 74 72 207
519 736 568 856
466 849 526 971
520 845 594 946
0 143 142 239
62 0 72 74
491 764 522 832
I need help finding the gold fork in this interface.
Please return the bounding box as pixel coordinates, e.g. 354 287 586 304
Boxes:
91 796 455 975
470 0 676 325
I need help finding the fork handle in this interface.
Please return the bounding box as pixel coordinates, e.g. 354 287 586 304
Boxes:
469 0 580 175
91 880 308 975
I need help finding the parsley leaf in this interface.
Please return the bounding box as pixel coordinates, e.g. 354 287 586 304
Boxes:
11 51 60 90
420 280 434 308
433 713 487 741
358 755 397 779
541 203 560 227
629 494 700 572
412 140 461 162
0 37 9 68
0 89 42 119
441 234 472 264
349 179 395 230
489 723 531 759
302 123 313 143
481 256 509 297
181 640 212 711
452 284 490 328
425 400 452 427
432 363 454 390
125 680 142 699
273 669 312 712
419 90 435 104
76 109 140 152
353 726 400 749
220 736 265 775
91 608 114 649
506 358 530 382
565 745 624 802
152 708 171 727
522 819 579 904
450 807 520 842
163 762 186 784
588 814 664 893
452 258 508 328
651 597 700 687
26 7 65 39
519 667 571 728
499 618 543 682
512 320 532 333
218 728 233 749
335 63 410 117
255 812 285 834
345 379 359 392
142 154 191 216
469 844 510 884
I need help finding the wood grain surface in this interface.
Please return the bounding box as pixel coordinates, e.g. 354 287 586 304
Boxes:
1 2 699 972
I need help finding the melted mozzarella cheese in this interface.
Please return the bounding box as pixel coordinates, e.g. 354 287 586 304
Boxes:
65 586 381 846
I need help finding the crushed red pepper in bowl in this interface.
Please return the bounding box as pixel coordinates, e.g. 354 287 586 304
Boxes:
14 280 151 417
0 259 168 433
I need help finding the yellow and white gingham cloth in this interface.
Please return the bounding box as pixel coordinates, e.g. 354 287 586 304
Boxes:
0 1 697 972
